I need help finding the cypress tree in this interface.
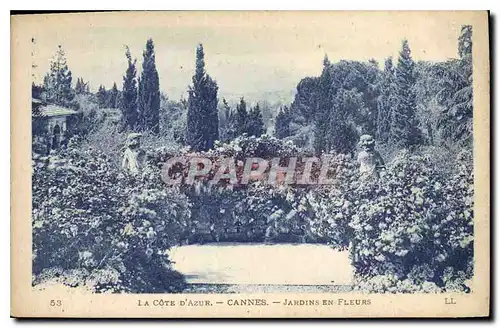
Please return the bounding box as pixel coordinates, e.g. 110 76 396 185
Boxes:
235 97 248 136
75 77 89 95
186 44 219 151
376 57 398 143
138 38 161 133
96 85 107 108
391 40 421 148
121 46 139 130
75 78 83 94
106 82 119 108
247 103 265 137
314 55 333 154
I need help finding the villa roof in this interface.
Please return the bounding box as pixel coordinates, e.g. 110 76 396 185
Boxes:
40 104 78 117
32 98 44 105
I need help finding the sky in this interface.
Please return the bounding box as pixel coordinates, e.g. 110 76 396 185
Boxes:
29 11 468 104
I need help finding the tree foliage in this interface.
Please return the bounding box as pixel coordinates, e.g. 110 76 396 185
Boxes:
42 45 76 108
219 98 237 142
436 26 473 146
391 40 421 148
246 103 265 137
138 38 161 134
186 44 219 151
274 105 292 139
96 85 107 108
376 57 398 143
121 47 139 130
75 77 90 95
106 82 119 109
312 56 379 154
235 97 249 136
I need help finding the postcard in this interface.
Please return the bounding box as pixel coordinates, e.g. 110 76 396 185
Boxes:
11 11 490 318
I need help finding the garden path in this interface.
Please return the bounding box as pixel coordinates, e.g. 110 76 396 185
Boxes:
169 243 353 293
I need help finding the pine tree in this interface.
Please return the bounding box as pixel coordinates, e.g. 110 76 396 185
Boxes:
96 85 107 108
106 82 119 108
138 38 161 133
247 103 265 137
376 57 398 143
274 105 291 139
391 40 421 148
121 46 139 130
235 97 248 136
186 44 219 151
42 45 75 108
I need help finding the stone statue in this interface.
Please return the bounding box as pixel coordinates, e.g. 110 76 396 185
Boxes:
122 133 146 175
357 134 385 180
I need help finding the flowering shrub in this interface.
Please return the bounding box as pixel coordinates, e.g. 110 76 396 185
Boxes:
306 153 360 247
32 142 190 293
32 132 474 294
301 147 473 293
350 151 472 292
310 149 473 293
148 135 322 243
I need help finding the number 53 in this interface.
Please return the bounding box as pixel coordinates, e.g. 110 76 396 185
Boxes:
50 300 62 307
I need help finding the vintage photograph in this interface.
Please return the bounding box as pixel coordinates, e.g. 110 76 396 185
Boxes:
11 11 490 317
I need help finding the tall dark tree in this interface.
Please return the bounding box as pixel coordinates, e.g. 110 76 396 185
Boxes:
138 38 161 133
274 105 291 139
314 55 333 154
42 45 75 108
121 46 139 130
376 57 398 143
290 77 320 124
75 78 83 94
96 84 107 108
74 77 90 95
436 25 473 146
186 44 219 151
328 88 363 153
235 97 248 136
391 39 421 148
247 103 265 137
105 82 119 108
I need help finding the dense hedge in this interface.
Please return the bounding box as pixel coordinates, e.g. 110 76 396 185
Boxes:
32 135 474 293
149 135 323 243
308 149 473 293
32 144 189 292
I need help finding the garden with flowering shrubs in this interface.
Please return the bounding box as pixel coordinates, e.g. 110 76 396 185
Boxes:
32 25 474 293
309 149 474 293
32 143 190 292
32 133 474 293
